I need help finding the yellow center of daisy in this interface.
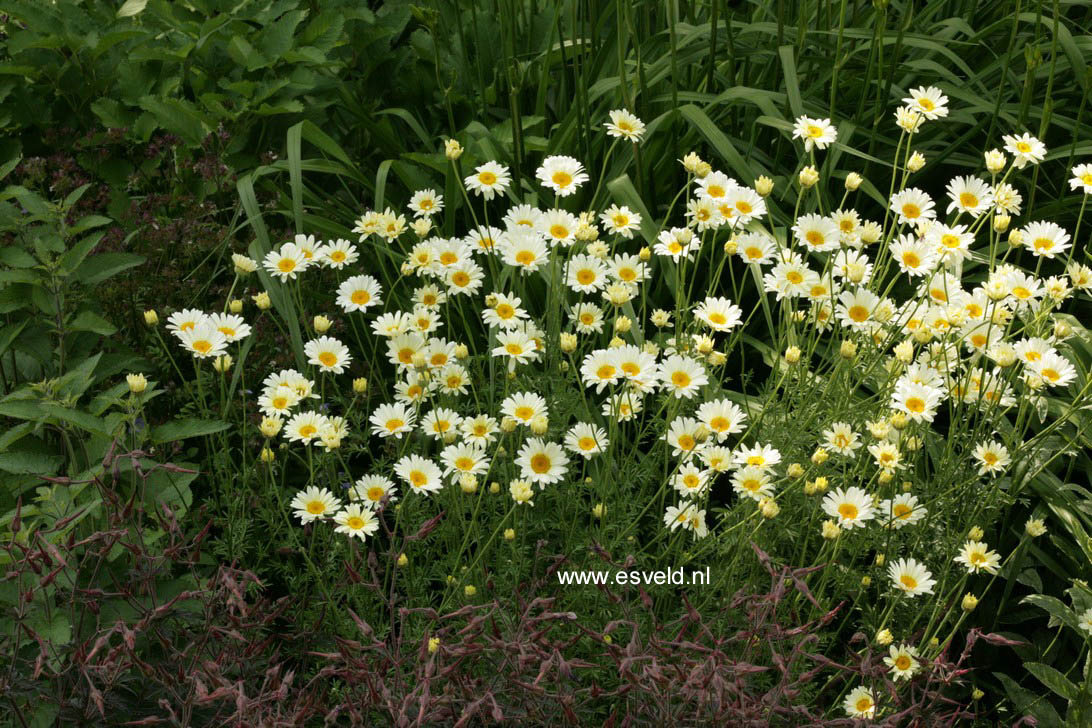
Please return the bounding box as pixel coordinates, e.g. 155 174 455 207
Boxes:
440 252 458 265
299 424 317 438
706 185 724 198
709 416 729 432
902 252 921 268
856 697 873 713
431 353 447 366
515 250 535 265
905 397 925 413
330 251 346 262
677 435 696 451
455 457 474 471
398 349 414 364
895 655 912 671
745 246 763 260
550 224 569 239
385 419 404 432
619 267 636 281
848 305 868 322
579 437 596 451
552 171 573 188
478 171 497 185
346 516 365 530
1012 286 1031 299
1041 368 1059 382
684 474 700 488
193 340 213 354
621 362 639 376
452 271 470 287
805 231 824 247
1033 238 1053 252
306 500 325 514
838 503 858 520
787 271 804 284
613 214 629 227
496 303 515 319
806 125 823 138
351 290 371 305
367 486 385 501
747 455 765 466
671 371 691 388
900 574 918 589
918 98 935 111
505 343 523 356
577 269 595 284
514 406 533 420
983 452 998 464
708 312 727 325
941 234 960 249
742 478 761 492
597 365 616 380
530 454 551 473
893 504 912 519
318 352 337 367
580 313 595 325
447 376 462 389
1016 141 1031 153
959 192 978 208
409 471 427 487
902 203 921 219
273 396 288 409
278 258 296 272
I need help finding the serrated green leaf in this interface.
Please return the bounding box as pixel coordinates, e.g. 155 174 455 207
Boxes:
150 418 229 444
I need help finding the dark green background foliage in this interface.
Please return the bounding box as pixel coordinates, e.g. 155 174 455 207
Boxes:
1 0 1091 724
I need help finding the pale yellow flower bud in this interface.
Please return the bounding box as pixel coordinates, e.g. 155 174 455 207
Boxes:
428 637 441 653
1025 517 1047 537
229 299 244 314
874 553 885 566
459 473 479 493
723 238 738 255
444 139 463 160
784 345 801 364
260 447 275 463
530 415 549 435
253 292 272 310
695 161 712 179
614 316 632 333
993 213 1011 233
876 628 893 646
860 221 882 244
845 172 863 191
759 497 780 519
397 553 409 567
861 576 871 587
126 373 147 394
592 503 606 519
489 481 501 494
787 463 805 478
894 339 914 363
464 584 476 597
608 336 625 349
985 148 1006 174
411 218 432 238
144 309 159 326
889 412 908 430
638 246 651 261
839 339 857 360
681 152 704 174
822 519 841 540
313 315 332 333
352 377 368 394
560 332 578 353
811 448 829 465
259 417 282 438
968 525 984 541
962 593 979 612
213 355 233 372
798 165 819 187
755 175 774 197
907 151 925 172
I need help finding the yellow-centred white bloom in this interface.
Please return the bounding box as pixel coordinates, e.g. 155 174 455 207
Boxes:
369 402 416 439
263 241 309 281
954 540 1001 574
877 493 926 530
599 204 642 238
972 440 1010 475
1002 132 1046 168
693 297 743 332
822 486 875 529
604 109 646 142
902 85 948 119
565 422 609 459
1070 163 1092 194
290 486 340 525
889 187 936 225
791 115 837 151
1022 221 1070 259
351 475 398 507
884 644 921 680
394 454 444 495
464 161 511 200
408 188 444 218
178 321 228 359
336 275 383 313
334 503 379 541
515 438 569 485
843 686 876 719
888 557 936 597
305 336 352 374
659 355 708 399
535 155 589 197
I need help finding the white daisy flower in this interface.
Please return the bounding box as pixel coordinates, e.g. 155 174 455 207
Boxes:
535 155 589 197
888 557 937 597
604 109 646 142
290 486 340 525
464 161 512 200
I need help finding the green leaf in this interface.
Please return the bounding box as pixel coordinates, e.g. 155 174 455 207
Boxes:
0 449 63 476
1022 594 1083 633
150 418 229 444
74 252 144 286
117 0 148 18
1025 662 1078 702
69 311 117 336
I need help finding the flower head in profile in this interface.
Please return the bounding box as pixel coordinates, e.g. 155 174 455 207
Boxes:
604 109 646 142
792 116 837 151
1070 163 1092 194
535 155 589 197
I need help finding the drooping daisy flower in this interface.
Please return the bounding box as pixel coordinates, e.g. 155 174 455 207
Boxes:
604 109 646 142
822 486 875 529
535 155 589 197
884 644 921 681
945 176 994 217
1002 132 1046 168
843 686 877 719
290 486 340 525
877 493 926 529
394 454 444 495
889 188 936 225
659 355 708 399
305 336 352 374
955 540 1001 575
369 402 416 439
902 85 948 120
1070 163 1092 194
791 115 837 151
178 322 229 359
263 242 308 281
565 422 609 459
888 557 936 597
464 161 512 200
351 475 398 507
408 188 444 218
333 503 379 541
693 297 743 333
992 182 1023 215
516 438 570 486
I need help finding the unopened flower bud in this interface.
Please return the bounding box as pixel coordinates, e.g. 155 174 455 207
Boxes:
993 213 1011 233
1025 517 1047 537
260 447 275 463
962 593 979 612
845 172 863 191
638 246 651 261
229 299 244 314
213 354 233 372
445 139 463 160
260 417 282 438
397 553 409 567
353 377 368 394
985 148 1006 174
504 528 516 541
313 315 332 333
811 448 829 465
144 309 159 326
592 503 606 519
530 415 549 435
798 165 819 187
459 473 478 493
614 316 632 333
428 637 441 653
787 463 805 478
489 481 501 494
876 629 893 646
968 525 984 541
784 345 801 364
907 151 925 172
560 332 578 353
253 292 272 310
839 339 857 360
822 520 841 539
755 175 774 197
